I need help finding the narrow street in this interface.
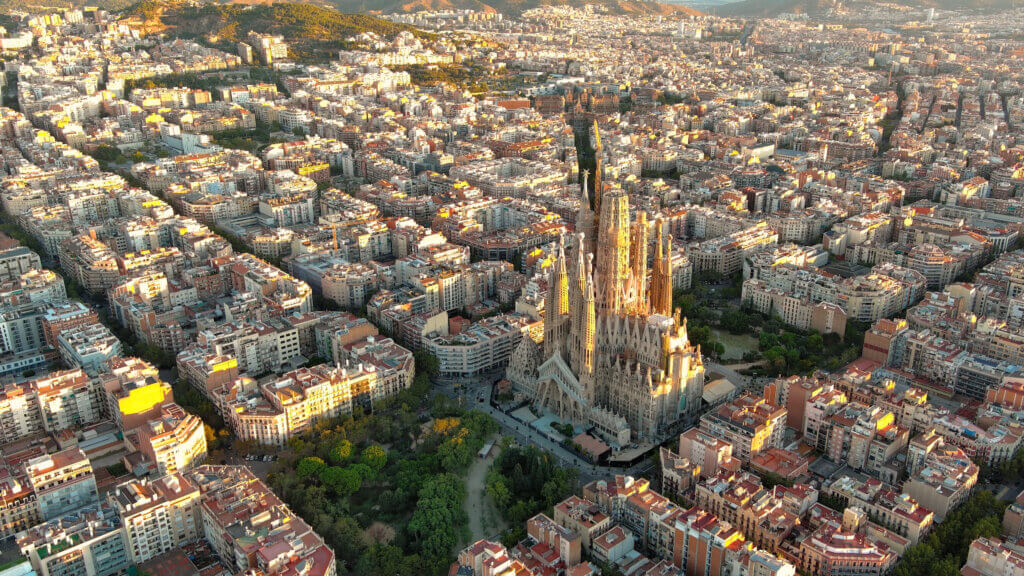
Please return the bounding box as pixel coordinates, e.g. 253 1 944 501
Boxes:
436 376 656 485
706 361 755 386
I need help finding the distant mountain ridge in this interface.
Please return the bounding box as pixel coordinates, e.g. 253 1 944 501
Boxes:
711 0 1015 17
0 0 701 16
327 0 702 16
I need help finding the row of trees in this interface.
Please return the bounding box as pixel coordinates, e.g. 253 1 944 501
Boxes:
398 62 517 94
485 443 578 529
980 443 1024 483
170 380 231 451
894 490 1005 576
295 443 387 497
670 272 742 360
755 320 864 375
0 210 44 255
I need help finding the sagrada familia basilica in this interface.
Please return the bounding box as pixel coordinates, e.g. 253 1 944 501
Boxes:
507 124 706 446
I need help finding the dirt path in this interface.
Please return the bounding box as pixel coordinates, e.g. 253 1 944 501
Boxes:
463 440 508 547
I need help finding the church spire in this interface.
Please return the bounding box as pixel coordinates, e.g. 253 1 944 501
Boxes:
629 211 649 315
576 254 597 401
580 168 590 206
544 236 570 359
650 219 673 317
591 120 604 233
576 171 596 257
572 233 587 308
595 187 630 317
551 236 569 317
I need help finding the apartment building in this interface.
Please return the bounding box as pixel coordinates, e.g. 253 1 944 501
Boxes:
57 233 121 294
136 403 208 475
0 268 67 307
744 262 925 326
56 323 124 374
179 318 303 383
592 524 635 565
0 245 42 281
931 413 1021 466
677 427 737 478
17 504 130 576
825 476 933 545
424 313 535 378
698 394 787 462
824 211 893 256
0 382 44 444
258 192 316 227
212 363 388 447
659 446 700 499
741 279 848 337
457 540 533 576
839 266 926 323
98 356 173 431
552 495 612 554
787 509 898 576
107 474 201 564
862 318 910 366
673 507 747 576
818 403 908 483
694 470 810 553
40 300 98 348
581 475 685 562
904 443 978 520
1003 490 1024 542
32 368 105 433
316 312 379 362
691 223 779 275
0 301 50 360
26 448 98 521
320 262 383 309
527 513 583 568
188 465 336 576
961 538 1024 576
0 462 42 539
334 335 414 400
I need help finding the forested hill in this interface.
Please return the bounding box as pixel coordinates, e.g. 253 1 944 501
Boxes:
122 2 432 42
327 0 702 16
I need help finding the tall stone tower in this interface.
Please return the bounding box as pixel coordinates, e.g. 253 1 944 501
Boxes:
595 187 630 316
650 220 674 317
628 211 649 316
573 255 597 402
544 237 570 359
569 234 588 373
508 116 703 444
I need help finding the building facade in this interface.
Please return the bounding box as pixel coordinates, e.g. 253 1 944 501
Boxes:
507 156 704 444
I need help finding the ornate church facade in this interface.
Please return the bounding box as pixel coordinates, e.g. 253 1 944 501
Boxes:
506 124 704 446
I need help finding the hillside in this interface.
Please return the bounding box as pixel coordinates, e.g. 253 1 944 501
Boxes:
0 0 701 16
120 2 432 53
327 0 702 16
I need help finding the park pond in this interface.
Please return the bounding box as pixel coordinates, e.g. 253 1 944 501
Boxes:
710 327 759 361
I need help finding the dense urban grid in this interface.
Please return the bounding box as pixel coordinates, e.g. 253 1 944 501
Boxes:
0 2 1022 576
